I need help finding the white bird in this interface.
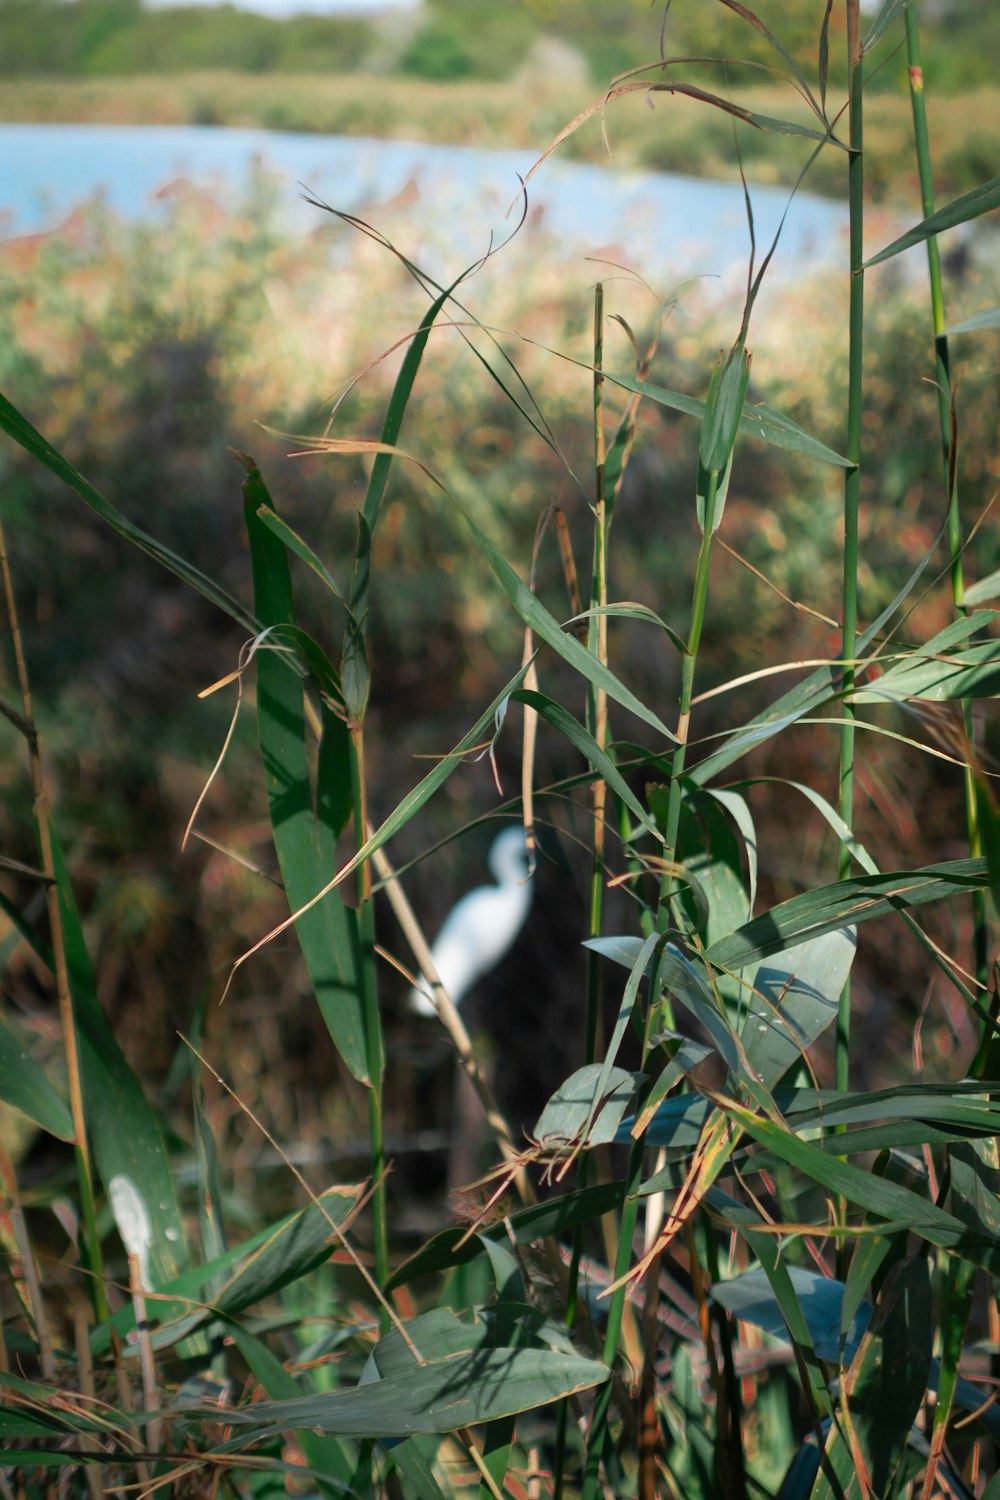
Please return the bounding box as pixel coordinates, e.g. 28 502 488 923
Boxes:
408 827 534 1016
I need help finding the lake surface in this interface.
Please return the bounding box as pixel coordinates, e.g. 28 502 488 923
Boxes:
1 121 850 290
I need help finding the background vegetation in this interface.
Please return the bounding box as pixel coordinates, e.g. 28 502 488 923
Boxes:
1 0 1000 1496
1 0 999 200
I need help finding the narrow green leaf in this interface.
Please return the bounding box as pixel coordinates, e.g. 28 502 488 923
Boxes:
691 534 942 784
0 391 254 630
707 858 988 970
50 833 189 1288
813 1257 931 1500
716 1097 971 1245
208 1348 609 1441
243 470 370 1085
862 0 915 53
852 639 1000 703
457 509 678 741
387 1181 626 1290
513 689 662 837
91 1193 357 1355
865 174 1000 267
945 305 1000 337
600 369 851 467
700 345 751 477
227 1322 354 1489
964 567 1000 605
569 601 686 655
255 505 348 607
0 1018 74 1140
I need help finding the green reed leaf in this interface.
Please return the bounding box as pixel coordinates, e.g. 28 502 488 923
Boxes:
865 174 1000 267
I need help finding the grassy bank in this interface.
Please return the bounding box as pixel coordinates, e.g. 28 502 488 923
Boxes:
2 71 997 202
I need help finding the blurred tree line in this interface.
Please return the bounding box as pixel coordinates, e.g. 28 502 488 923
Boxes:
1 0 996 89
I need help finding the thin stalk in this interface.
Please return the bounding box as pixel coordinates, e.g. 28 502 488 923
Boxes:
904 4 987 989
835 0 864 1097
660 469 721 875
0 1145 55 1379
349 724 389 1316
581 1140 646 1500
0 519 108 1321
582 438 726 1495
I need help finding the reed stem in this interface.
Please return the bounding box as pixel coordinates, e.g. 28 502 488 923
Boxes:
835 0 865 1096
903 3 987 991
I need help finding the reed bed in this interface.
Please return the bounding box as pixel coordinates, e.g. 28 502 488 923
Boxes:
1 3 1000 1496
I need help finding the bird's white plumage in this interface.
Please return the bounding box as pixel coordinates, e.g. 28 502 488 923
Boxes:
408 827 533 1016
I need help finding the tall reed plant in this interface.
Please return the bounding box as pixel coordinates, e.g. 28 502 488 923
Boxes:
1 2 1000 1496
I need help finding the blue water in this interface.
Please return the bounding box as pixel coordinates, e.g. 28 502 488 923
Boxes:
1 121 850 287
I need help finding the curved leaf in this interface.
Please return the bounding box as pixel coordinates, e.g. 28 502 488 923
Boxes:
0 1018 73 1141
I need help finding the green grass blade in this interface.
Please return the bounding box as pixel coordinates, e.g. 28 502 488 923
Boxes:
226 1322 354 1490
706 857 988 969
0 1017 74 1141
864 174 1000 267
862 0 915 53
243 466 371 1085
387 1181 626 1289
513 688 662 837
598 369 851 466
0 391 255 630
50 833 189 1288
459 507 678 741
716 1097 967 1244
812 1257 932 1500
945 305 1000 336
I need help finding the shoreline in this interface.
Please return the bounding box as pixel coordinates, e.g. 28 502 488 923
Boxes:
2 71 994 206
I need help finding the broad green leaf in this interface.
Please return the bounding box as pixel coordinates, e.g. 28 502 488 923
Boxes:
674 789 753 990
457 508 678 742
533 1065 643 1152
207 1347 609 1440
600 369 851 467
865 174 1000 267
0 391 254 631
630 1082 1000 1155
243 470 370 1085
0 1017 74 1140
851 613 1000 704
946 305 1000 337
707 858 988 970
142 1185 364 1352
586 934 746 1078
50 833 189 1288
862 0 914 53
813 1257 931 1500
741 928 856 1087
